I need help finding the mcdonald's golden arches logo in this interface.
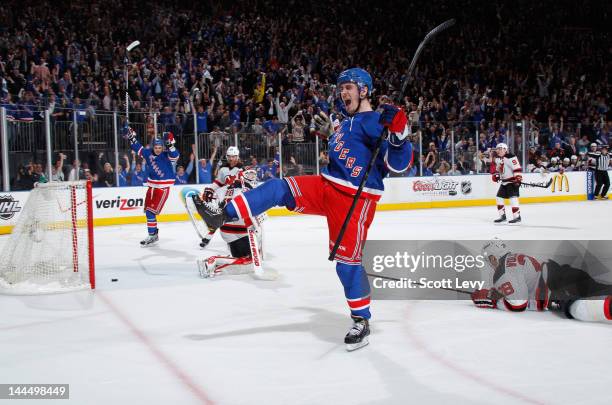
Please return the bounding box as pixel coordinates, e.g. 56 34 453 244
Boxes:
551 173 569 192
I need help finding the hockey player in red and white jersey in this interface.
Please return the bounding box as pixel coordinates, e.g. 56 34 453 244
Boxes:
194 168 265 278
490 143 522 224
181 150 265 279
471 239 612 324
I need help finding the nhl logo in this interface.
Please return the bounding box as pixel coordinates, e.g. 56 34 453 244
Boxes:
461 181 472 195
0 195 22 220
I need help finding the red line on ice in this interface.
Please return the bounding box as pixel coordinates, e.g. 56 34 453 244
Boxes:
404 304 545 405
98 292 214 405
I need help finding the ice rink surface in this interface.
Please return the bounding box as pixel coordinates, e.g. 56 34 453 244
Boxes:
1 200 612 405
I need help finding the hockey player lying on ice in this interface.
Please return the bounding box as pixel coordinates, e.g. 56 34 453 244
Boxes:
472 239 612 324
194 68 413 351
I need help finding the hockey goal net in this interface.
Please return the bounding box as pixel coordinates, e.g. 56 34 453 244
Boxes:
0 180 95 294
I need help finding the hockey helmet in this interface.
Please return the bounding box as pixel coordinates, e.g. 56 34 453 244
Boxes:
563 157 570 164
152 138 164 147
482 238 509 265
337 68 373 97
496 143 508 151
570 155 578 162
226 146 240 157
550 156 559 164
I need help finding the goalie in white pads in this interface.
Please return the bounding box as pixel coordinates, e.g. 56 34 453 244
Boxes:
472 239 612 323
181 149 265 278
490 143 522 224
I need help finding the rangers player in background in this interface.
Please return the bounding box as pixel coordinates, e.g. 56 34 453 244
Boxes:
124 126 179 246
194 68 413 351
491 143 522 224
472 239 612 323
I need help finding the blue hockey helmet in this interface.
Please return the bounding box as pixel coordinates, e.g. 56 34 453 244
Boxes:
336 68 373 97
152 138 164 147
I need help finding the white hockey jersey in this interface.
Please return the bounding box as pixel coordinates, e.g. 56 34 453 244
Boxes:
493 154 522 184
489 253 549 312
212 163 243 190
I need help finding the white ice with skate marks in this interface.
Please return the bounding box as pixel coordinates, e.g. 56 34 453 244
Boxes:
1 200 611 405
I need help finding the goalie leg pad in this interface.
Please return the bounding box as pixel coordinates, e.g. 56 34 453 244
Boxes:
198 255 253 278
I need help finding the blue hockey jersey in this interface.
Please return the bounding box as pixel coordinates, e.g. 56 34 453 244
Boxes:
323 111 413 201
130 142 179 188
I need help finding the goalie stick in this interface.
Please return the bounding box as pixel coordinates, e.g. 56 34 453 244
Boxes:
329 19 456 261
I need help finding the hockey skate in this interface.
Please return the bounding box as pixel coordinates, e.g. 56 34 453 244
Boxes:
140 231 159 247
200 238 210 248
345 316 370 351
493 214 507 223
197 257 216 278
508 215 522 224
192 194 227 232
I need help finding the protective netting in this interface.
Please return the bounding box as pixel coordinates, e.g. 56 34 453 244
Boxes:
0 181 94 294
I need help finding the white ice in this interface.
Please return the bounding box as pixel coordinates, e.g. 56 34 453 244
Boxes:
1 201 612 405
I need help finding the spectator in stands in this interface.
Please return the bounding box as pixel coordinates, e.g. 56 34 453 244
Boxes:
47 153 66 181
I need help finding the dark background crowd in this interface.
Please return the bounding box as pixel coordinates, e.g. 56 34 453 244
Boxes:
0 0 610 188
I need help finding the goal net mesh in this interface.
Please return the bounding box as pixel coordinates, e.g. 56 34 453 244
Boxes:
0 181 94 294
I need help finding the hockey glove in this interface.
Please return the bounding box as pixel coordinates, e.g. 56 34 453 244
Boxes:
163 131 176 149
513 174 523 184
379 104 408 133
202 187 215 202
471 289 498 309
122 125 137 145
491 173 500 182
312 111 334 139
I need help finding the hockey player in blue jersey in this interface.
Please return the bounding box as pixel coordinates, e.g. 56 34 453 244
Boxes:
123 126 179 246
195 68 413 350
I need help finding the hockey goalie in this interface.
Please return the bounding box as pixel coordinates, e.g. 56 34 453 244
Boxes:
181 166 265 279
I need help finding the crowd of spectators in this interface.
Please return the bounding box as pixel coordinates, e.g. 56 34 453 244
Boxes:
0 0 609 188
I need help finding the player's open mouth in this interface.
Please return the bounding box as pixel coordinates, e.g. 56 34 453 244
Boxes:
343 98 352 108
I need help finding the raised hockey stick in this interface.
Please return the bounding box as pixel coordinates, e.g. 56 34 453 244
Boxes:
366 272 472 295
124 40 140 124
328 19 456 261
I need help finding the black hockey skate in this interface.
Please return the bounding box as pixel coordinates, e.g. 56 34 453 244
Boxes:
192 194 227 232
493 214 507 223
200 238 211 248
508 215 522 224
345 316 370 351
140 230 159 247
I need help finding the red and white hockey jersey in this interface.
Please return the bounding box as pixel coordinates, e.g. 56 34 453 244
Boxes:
492 154 522 184
490 253 549 312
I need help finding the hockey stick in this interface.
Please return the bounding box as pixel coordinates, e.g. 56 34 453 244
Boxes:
124 40 140 124
328 19 456 262
366 272 472 295
520 179 553 188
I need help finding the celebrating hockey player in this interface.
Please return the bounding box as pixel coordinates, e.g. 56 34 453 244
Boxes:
193 68 413 351
491 143 522 224
123 126 179 246
471 239 612 323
